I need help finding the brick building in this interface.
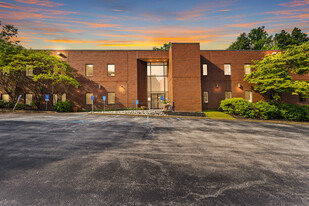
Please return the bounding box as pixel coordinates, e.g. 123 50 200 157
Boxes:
1 43 308 111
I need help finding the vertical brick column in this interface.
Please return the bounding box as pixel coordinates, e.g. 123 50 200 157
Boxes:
168 43 202 112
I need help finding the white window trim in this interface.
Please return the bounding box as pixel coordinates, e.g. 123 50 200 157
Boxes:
107 64 115 77
224 64 231 75
85 64 93 77
202 64 207 76
107 92 116 105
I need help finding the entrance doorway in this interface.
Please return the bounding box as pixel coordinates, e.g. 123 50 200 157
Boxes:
151 93 165 109
147 62 168 109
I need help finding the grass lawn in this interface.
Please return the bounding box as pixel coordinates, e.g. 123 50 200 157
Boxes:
203 110 235 119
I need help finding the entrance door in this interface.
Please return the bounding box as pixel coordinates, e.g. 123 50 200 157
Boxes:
151 93 165 109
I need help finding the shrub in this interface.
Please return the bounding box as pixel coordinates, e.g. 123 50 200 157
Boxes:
0 100 5 108
0 100 13 109
54 100 71 112
219 98 258 118
276 103 309 121
15 103 26 110
254 101 279 120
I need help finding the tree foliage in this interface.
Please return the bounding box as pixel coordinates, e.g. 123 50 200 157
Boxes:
0 21 80 109
244 42 309 102
228 26 308 50
153 42 171 50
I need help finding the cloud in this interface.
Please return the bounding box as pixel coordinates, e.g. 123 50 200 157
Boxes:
14 0 63 7
265 8 309 20
61 20 120 28
279 0 309 7
228 20 277 28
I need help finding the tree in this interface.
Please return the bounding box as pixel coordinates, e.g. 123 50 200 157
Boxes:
244 42 309 102
153 42 171 50
8 49 80 109
227 33 251 50
0 22 24 103
227 26 272 50
273 27 308 50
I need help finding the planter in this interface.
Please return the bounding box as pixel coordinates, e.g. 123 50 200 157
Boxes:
73 107 78 112
162 104 170 111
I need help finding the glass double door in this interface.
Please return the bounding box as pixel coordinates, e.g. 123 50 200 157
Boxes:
150 93 165 109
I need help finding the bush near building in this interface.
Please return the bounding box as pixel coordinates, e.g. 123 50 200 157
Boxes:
219 98 309 121
54 100 71 112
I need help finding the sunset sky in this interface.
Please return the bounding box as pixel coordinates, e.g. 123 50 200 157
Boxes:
1 0 308 50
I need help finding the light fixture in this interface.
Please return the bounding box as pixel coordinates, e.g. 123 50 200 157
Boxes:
216 83 219 88
238 83 241 88
57 52 61 55
99 84 101 89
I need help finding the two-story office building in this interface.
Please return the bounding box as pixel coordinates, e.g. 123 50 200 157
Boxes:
1 43 308 111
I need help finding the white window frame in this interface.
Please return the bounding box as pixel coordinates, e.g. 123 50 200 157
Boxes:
25 94 33 105
108 64 115 77
225 91 232 99
108 92 115 104
86 93 93 105
53 94 58 105
244 64 251 75
26 65 33 77
245 91 252 102
224 64 231 75
203 92 208 103
61 93 66 102
202 64 207 76
85 64 93 77
2 94 9 102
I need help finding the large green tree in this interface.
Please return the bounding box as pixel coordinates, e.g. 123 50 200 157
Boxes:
0 22 24 102
244 42 309 102
228 26 272 50
153 42 171 50
273 27 309 50
8 49 80 109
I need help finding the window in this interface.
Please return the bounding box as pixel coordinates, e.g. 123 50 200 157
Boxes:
61 93 66 102
202 64 208 76
108 92 115 104
85 64 93 76
25 94 32 105
203 92 208 103
3 68 9 75
299 95 307 103
245 91 252 102
26 65 33 77
108 64 115 76
244 64 251 75
225 91 232 99
2 94 9 102
53 94 58 105
224 64 231 75
86 93 93 105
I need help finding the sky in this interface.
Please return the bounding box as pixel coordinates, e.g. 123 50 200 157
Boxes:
0 0 308 50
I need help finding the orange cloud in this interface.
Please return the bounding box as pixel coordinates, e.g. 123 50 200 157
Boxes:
14 0 63 7
228 21 277 28
279 0 309 7
30 27 84 33
62 20 120 28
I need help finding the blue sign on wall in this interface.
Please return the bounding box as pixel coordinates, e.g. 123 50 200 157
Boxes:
135 100 139 105
103 96 106 101
45 94 49 101
91 95 94 101
160 96 164 101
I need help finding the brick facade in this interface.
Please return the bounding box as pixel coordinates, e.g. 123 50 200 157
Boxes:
1 43 308 111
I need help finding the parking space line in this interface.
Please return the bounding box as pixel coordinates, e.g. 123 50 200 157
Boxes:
177 118 193 128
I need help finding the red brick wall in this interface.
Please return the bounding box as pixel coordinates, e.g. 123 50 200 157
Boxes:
169 43 202 112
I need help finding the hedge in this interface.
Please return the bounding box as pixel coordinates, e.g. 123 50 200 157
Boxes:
219 98 309 121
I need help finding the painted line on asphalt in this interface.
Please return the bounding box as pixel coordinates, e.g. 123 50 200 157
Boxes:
177 118 193 128
146 116 149 127
99 115 119 125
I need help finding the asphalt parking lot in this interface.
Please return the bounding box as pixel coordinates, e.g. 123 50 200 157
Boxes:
0 113 308 206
